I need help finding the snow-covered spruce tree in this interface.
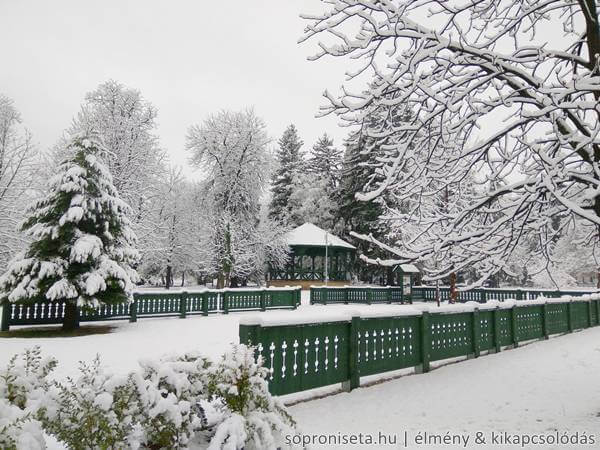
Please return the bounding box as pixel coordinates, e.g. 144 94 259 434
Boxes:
268 124 304 226
337 131 391 283
306 133 342 192
288 172 338 231
0 134 139 330
335 97 414 283
284 133 343 232
301 0 600 285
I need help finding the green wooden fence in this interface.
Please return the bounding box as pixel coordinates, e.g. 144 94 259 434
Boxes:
411 286 598 302
0 287 301 331
239 296 600 396
310 286 410 305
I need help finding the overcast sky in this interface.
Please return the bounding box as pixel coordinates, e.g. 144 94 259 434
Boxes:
0 0 353 179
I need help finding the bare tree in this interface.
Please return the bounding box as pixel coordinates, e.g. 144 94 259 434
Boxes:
139 168 202 288
186 109 288 287
0 95 40 270
301 0 600 285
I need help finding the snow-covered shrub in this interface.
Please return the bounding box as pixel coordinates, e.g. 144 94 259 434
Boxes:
0 346 57 409
130 352 212 448
0 402 45 450
0 347 56 450
206 344 298 450
38 356 141 449
1 345 298 449
36 352 214 449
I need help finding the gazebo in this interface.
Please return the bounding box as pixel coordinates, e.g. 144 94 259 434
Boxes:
267 223 356 289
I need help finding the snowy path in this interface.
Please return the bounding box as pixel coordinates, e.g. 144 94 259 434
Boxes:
289 327 600 449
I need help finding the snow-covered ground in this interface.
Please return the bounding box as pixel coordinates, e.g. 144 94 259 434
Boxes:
0 292 419 380
2 291 600 449
290 327 600 449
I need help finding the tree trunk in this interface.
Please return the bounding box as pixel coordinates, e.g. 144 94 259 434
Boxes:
62 301 80 331
181 271 185 287
165 265 172 289
449 272 458 304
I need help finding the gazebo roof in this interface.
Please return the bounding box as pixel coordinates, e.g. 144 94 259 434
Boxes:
395 264 420 273
285 223 356 250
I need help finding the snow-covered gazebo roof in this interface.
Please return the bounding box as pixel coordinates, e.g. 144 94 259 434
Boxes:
285 223 356 250
394 264 420 274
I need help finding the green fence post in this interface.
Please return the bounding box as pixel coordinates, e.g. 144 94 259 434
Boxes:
417 311 431 373
1 301 10 331
567 301 573 332
179 291 188 319
344 287 349 305
129 297 137 323
472 307 481 358
493 306 501 353
596 299 600 326
293 289 299 310
587 300 593 328
348 316 360 391
202 292 209 316
516 289 523 301
480 289 487 304
541 302 549 339
223 291 229 314
511 306 519 347
387 286 392 304
260 289 266 312
367 288 372 305
323 287 328 305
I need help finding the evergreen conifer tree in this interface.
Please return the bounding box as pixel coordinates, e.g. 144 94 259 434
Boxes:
0 134 139 330
337 131 388 282
268 124 303 225
306 133 342 191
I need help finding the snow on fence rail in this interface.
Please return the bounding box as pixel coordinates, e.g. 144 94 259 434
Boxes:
239 295 600 396
0 287 301 331
411 286 599 303
310 286 410 305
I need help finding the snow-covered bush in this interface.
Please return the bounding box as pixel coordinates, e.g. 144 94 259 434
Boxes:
38 356 141 449
1 345 298 449
130 352 212 448
0 403 45 450
206 344 298 450
0 347 56 450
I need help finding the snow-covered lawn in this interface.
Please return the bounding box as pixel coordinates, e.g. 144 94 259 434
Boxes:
290 327 600 449
0 297 416 380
